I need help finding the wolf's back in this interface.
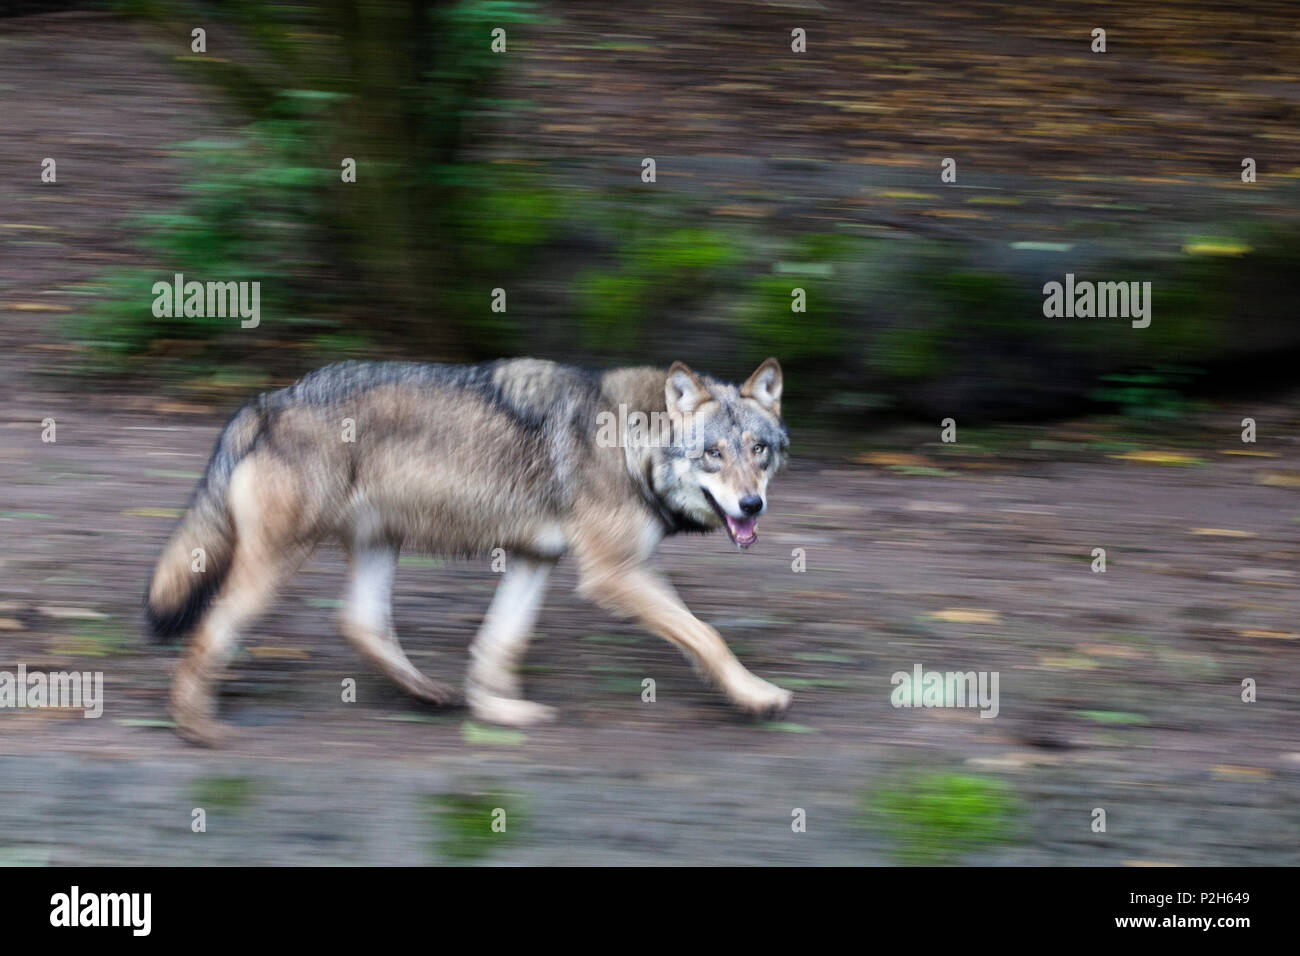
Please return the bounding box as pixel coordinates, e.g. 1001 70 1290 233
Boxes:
144 402 264 641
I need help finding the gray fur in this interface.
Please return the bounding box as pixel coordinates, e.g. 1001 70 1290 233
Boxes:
147 356 794 742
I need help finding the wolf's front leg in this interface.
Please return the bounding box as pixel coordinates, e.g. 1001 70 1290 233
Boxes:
466 557 557 726
579 564 793 717
340 543 460 706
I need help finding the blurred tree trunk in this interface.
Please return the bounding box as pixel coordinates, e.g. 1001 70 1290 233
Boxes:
151 0 478 357
337 0 460 353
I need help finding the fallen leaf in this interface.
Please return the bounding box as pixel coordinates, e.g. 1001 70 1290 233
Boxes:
1071 710 1148 724
1110 451 1205 466
1210 765 1272 781
762 722 820 733
1237 629 1297 640
710 204 769 218
1122 860 1181 868
851 452 932 467
1077 643 1144 659
1183 241 1251 256
966 752 1061 769
246 646 309 659
461 721 526 746
38 607 107 620
2 302 69 312
1257 471 1300 488
1010 241 1073 251
1040 655 1099 670
888 465 959 478
928 608 1001 625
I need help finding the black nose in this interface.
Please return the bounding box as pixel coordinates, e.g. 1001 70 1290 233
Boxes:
739 495 763 516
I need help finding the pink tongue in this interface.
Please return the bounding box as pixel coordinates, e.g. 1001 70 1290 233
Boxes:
726 515 758 545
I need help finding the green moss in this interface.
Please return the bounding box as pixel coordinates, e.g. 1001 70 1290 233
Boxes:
464 187 561 250
873 325 950 380
737 231 857 363
624 228 742 274
421 791 525 863
571 225 745 355
190 775 258 814
741 275 846 362
865 773 1019 864
575 272 652 350
1090 367 1206 420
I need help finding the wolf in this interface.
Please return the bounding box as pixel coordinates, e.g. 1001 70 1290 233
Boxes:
145 357 793 745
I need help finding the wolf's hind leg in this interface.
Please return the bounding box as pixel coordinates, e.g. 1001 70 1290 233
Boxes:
339 544 460 706
170 539 311 747
170 459 314 747
466 557 555 726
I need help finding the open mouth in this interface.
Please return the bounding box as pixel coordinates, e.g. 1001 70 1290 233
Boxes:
702 490 758 550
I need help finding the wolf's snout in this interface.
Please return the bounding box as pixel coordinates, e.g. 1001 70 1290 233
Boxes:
739 495 764 517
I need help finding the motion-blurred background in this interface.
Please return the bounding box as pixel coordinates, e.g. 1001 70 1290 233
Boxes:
0 1 1297 865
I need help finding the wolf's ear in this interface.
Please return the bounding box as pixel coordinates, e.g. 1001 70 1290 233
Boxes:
665 361 710 419
740 357 783 415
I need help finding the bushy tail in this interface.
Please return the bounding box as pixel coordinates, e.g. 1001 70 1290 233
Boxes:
144 402 264 642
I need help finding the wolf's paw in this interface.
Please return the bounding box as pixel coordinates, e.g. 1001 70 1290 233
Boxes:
172 713 229 748
468 690 557 727
409 676 463 708
731 679 793 719
170 682 228 747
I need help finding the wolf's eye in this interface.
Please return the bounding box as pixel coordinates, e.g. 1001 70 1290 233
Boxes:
752 443 767 456
705 448 723 459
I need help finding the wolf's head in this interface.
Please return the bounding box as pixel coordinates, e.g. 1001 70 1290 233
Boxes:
653 358 788 550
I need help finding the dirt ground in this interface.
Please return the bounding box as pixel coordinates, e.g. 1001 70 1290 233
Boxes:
1 7 1298 866
2 391 1298 864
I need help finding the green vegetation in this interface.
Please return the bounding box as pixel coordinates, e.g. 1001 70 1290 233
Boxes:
421 791 524 862
71 0 549 377
866 772 1019 864
1090 368 1206 420
575 227 743 352
737 232 857 363
66 2 1300 424
190 775 259 814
